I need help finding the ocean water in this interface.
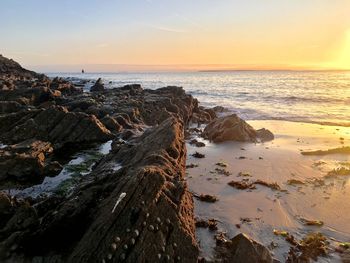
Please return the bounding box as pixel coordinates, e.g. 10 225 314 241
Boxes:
48 71 350 126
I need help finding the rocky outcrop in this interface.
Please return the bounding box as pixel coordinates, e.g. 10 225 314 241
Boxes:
0 101 24 114
202 114 273 143
0 117 198 262
0 140 61 185
0 55 220 262
256 128 274 142
90 78 105 92
216 233 277 263
203 114 258 143
0 54 42 80
0 106 113 148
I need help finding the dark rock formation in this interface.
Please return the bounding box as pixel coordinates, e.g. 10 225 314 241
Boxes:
50 77 82 95
0 55 276 263
203 114 257 143
0 117 198 262
0 54 42 80
256 128 274 142
202 114 273 143
0 101 24 114
0 140 61 185
216 233 278 263
0 106 113 148
90 78 105 92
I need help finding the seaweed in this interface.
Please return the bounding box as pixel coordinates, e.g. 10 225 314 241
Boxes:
301 146 350 156
238 171 252 177
228 180 256 190
254 179 281 191
215 168 231 176
192 152 205 158
287 179 305 186
195 218 218 230
215 162 228 167
193 193 219 203
325 167 350 178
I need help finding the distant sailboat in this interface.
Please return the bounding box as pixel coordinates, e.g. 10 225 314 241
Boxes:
82 69 85 74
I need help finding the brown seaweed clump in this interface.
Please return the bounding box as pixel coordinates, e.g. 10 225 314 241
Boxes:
287 232 328 262
228 180 256 190
194 193 219 203
195 218 218 231
192 152 205 158
254 180 281 191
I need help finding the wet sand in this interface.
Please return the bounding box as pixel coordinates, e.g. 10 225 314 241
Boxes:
186 120 350 262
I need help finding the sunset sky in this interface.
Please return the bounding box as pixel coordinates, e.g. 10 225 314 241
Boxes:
1 0 350 71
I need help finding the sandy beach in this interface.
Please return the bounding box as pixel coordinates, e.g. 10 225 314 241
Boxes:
187 120 350 262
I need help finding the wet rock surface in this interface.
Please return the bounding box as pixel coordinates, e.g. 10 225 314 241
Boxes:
0 55 211 262
215 233 278 263
202 114 273 143
0 55 277 262
0 140 60 186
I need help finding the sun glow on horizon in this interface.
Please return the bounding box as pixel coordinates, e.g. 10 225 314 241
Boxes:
324 29 350 70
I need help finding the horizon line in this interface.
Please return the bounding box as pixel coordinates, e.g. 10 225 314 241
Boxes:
27 63 350 73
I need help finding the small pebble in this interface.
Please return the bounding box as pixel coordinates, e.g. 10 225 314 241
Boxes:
115 237 121 243
111 243 117 251
134 229 139 237
156 217 161 223
130 238 136 245
123 244 128 250
107 253 112 260
126 228 131 233
157 254 162 259
120 253 126 260
166 218 171 224
148 225 154 231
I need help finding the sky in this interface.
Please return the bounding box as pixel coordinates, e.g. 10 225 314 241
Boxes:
1 0 350 72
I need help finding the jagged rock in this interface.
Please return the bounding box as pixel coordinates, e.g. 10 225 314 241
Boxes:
90 78 105 92
0 106 113 148
212 106 229 113
100 115 123 133
256 128 274 142
203 114 258 143
50 77 82 95
119 84 143 95
0 139 58 185
0 118 198 262
62 97 98 112
0 101 24 113
0 54 42 80
0 86 61 106
216 233 277 263
202 114 273 143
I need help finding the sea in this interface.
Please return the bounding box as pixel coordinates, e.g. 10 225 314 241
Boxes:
47 70 350 126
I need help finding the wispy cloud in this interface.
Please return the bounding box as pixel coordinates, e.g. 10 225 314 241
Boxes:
143 23 187 33
173 13 204 30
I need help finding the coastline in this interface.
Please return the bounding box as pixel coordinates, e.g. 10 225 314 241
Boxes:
187 120 350 262
1 55 350 262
